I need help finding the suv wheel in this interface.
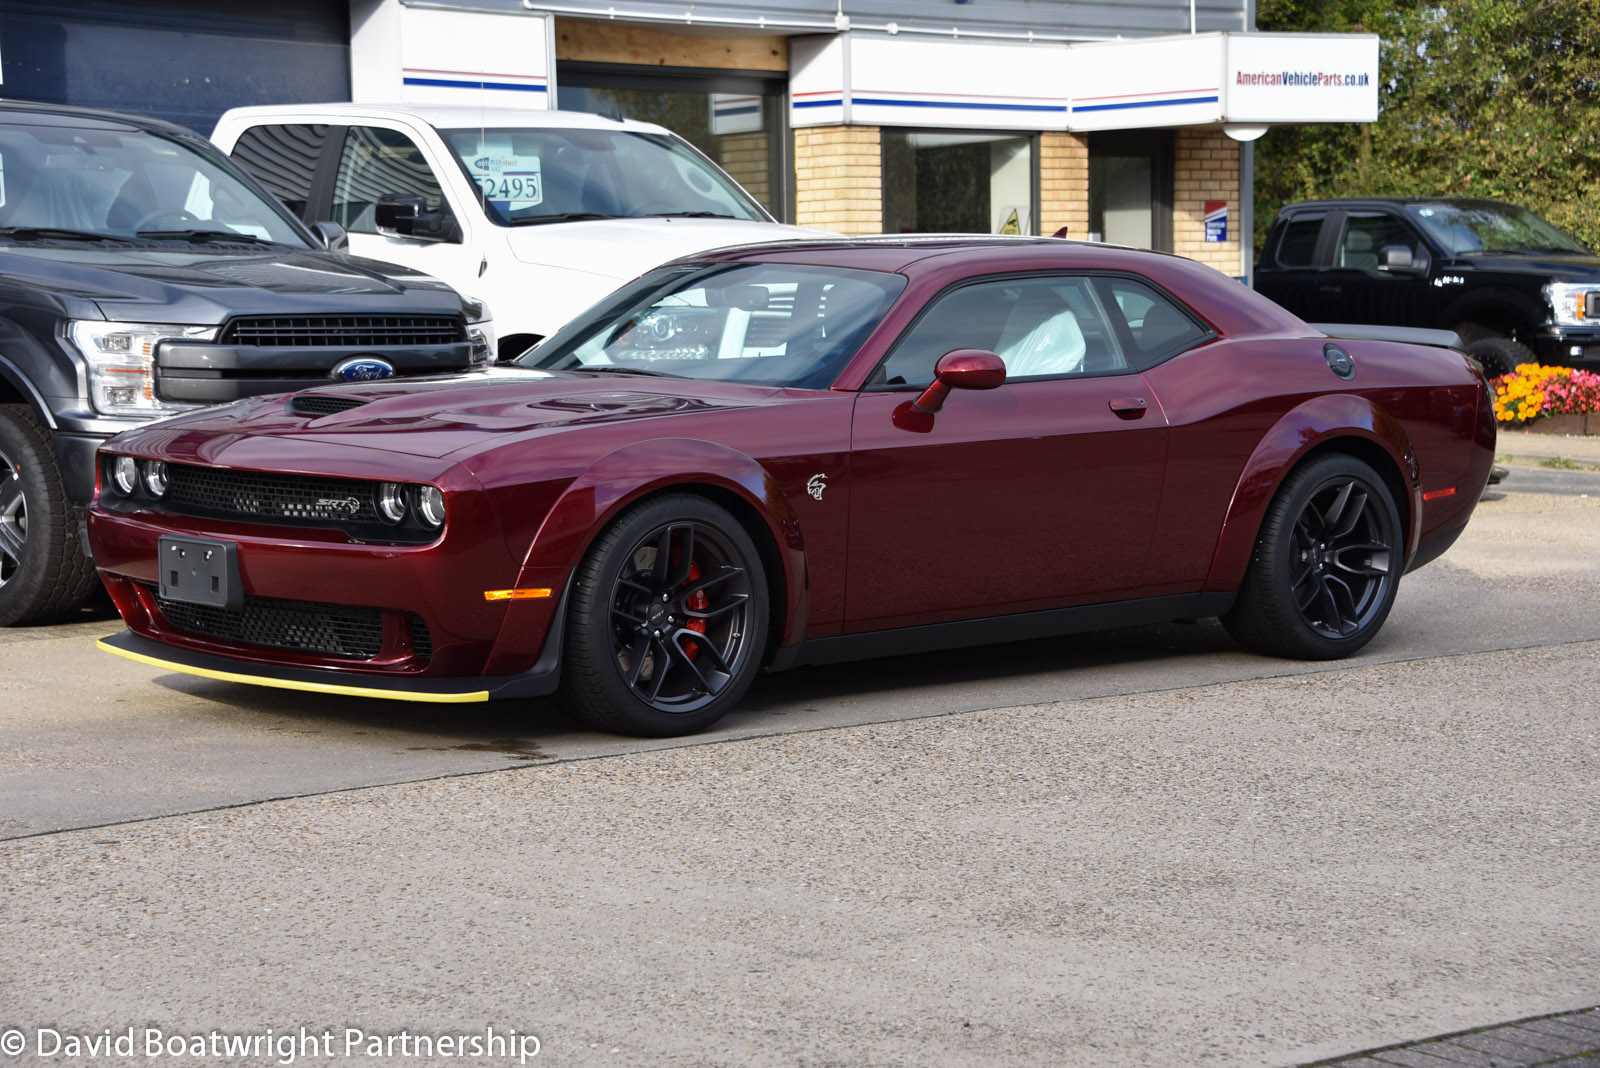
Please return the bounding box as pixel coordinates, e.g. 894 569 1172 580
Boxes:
0 405 99 626
1463 336 1535 379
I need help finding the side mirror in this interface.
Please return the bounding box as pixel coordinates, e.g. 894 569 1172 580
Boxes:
913 349 1007 414
1379 244 1425 274
374 194 456 241
309 221 348 251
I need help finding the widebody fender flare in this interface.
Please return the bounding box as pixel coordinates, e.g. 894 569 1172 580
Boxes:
519 436 809 644
1203 394 1421 593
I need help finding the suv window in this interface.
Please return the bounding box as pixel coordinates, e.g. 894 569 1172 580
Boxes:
1275 214 1325 267
1337 212 1419 269
333 126 446 233
230 124 327 216
873 275 1129 387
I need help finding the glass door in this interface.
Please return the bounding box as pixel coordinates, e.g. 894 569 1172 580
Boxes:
1089 131 1173 251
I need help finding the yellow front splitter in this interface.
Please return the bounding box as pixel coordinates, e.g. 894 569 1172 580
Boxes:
98 631 501 704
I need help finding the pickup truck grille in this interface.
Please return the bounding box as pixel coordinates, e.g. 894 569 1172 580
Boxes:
220 315 465 347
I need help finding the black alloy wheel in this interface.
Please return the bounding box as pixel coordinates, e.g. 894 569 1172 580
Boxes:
1223 453 1403 660
0 405 99 627
559 495 768 736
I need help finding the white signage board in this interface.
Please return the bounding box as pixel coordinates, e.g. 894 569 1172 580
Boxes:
1224 33 1380 123
1064 35 1226 132
395 6 551 110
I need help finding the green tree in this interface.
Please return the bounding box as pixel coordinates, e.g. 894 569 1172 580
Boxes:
1254 0 1600 252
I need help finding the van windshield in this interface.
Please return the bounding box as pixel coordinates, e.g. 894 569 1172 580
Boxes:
0 122 310 245
442 127 768 226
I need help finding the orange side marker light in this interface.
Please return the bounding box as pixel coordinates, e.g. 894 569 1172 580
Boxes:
1422 487 1456 501
483 588 553 601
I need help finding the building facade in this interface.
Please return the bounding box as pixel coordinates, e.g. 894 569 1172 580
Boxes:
0 0 1379 280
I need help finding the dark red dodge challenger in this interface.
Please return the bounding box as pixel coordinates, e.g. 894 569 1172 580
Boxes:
90 238 1496 736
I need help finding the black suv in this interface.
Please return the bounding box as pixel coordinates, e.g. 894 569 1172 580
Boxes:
1254 197 1600 377
0 101 490 626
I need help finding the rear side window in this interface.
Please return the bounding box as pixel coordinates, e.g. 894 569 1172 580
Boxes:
1097 276 1213 370
1274 214 1325 267
229 124 328 217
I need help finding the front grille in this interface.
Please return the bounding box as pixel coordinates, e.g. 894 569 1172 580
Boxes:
409 614 433 660
287 394 369 417
220 316 464 347
166 465 381 524
156 592 385 659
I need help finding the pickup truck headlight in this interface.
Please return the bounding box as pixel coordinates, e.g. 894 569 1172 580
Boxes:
1543 283 1600 327
69 321 216 418
462 299 495 365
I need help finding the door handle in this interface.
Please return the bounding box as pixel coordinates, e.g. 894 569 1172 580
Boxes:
1109 397 1148 419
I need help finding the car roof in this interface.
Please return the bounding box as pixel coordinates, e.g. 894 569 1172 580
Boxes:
684 235 1186 274
1280 197 1520 213
0 98 194 137
217 102 671 137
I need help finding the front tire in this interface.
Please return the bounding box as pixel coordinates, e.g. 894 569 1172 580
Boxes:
1223 453 1403 660
0 405 99 627
1463 336 1534 379
557 494 769 737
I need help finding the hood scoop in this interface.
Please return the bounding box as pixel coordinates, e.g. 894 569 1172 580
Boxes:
287 394 371 417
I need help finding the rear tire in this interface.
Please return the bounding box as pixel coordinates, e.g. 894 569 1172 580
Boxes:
0 405 99 627
1463 336 1534 379
557 494 768 737
1223 453 1403 660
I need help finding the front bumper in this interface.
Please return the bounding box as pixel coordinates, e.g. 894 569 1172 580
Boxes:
1534 326 1600 369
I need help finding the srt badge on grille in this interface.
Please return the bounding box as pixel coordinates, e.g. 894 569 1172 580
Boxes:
315 497 362 515
330 356 396 383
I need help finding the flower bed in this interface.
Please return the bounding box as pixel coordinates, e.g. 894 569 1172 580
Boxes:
1490 363 1600 433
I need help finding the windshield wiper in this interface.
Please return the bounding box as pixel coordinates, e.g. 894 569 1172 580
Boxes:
637 211 737 219
569 365 682 378
509 213 621 226
0 226 142 243
136 229 266 244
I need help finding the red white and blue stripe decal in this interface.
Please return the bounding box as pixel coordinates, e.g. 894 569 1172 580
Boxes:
794 89 1068 114
713 95 762 119
1070 87 1219 114
402 68 548 94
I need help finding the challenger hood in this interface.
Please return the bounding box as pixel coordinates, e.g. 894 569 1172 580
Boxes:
506 216 827 279
0 243 463 323
141 369 789 462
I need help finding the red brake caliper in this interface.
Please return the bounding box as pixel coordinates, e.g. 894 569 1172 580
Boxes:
684 562 709 659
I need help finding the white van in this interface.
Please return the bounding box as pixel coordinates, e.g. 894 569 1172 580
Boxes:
212 103 824 359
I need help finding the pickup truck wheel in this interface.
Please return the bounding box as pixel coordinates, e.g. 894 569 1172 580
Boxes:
0 406 99 626
1463 337 1534 379
1222 453 1403 661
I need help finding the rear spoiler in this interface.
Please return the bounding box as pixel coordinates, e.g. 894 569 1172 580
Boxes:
1311 324 1464 351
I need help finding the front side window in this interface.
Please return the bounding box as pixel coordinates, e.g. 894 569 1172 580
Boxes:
332 126 445 233
871 275 1129 388
441 127 767 226
0 122 309 245
521 262 905 389
1337 212 1419 269
883 130 1035 235
229 123 329 217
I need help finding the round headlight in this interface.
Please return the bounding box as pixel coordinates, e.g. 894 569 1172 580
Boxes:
417 485 446 528
111 456 139 496
142 460 169 498
376 482 407 524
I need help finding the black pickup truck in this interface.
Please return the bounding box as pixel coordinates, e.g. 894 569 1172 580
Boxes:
0 101 490 626
1254 197 1600 377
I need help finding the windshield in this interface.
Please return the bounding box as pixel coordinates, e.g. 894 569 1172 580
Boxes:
519 262 907 389
0 122 310 245
442 126 768 226
1405 202 1590 256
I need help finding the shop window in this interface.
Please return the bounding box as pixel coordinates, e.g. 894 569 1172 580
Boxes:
332 126 446 234
882 131 1034 235
1089 131 1173 251
230 123 328 217
558 66 787 219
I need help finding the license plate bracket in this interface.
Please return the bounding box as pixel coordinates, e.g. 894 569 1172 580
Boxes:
157 535 242 610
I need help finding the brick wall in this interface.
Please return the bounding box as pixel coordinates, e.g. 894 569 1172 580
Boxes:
794 126 883 234
1173 129 1241 276
717 132 771 210
1039 131 1089 240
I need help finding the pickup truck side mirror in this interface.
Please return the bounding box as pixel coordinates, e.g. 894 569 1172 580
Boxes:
1379 244 1428 275
374 194 458 242
309 221 348 251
